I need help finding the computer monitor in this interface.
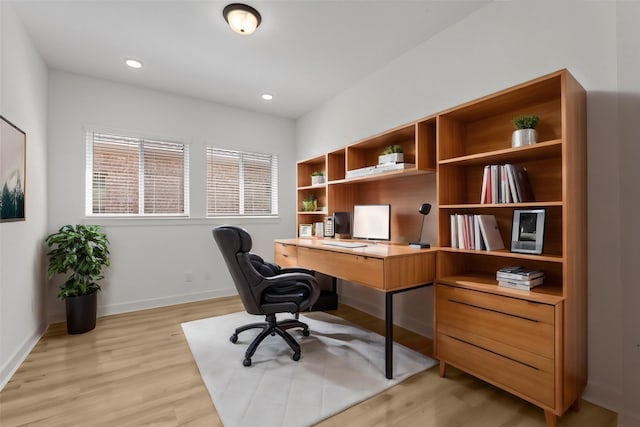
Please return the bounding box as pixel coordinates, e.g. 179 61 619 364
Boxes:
352 204 391 241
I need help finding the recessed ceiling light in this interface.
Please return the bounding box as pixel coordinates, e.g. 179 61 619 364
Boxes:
125 59 143 69
261 93 273 101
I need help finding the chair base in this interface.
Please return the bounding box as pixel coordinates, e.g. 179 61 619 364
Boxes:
230 313 309 366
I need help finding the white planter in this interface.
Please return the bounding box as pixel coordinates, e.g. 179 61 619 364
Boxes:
378 153 404 164
311 175 325 185
512 129 537 147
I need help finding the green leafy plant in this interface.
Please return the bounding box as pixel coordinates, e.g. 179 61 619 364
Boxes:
302 194 317 212
311 171 324 176
382 144 403 154
45 224 111 299
512 115 539 130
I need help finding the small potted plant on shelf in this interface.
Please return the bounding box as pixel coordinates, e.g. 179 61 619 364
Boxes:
378 144 404 164
45 224 111 334
311 171 325 185
302 194 317 212
512 114 539 147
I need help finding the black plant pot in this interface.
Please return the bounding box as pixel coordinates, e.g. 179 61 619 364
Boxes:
65 292 97 334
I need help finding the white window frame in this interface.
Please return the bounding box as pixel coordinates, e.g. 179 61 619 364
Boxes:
206 147 278 218
85 131 190 217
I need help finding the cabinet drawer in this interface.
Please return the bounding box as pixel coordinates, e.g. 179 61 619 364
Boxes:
274 243 298 267
437 333 555 408
298 247 384 289
436 284 555 359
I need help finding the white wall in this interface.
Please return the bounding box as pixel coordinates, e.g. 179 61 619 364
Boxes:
0 3 49 389
616 2 640 426
296 0 637 423
46 71 297 320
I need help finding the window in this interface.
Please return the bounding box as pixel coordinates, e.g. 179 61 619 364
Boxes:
207 147 278 217
86 132 189 216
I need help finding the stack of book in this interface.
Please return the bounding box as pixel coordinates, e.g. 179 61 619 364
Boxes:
480 164 534 204
496 266 545 290
450 214 504 251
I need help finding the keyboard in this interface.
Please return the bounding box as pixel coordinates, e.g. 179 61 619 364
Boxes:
321 241 368 248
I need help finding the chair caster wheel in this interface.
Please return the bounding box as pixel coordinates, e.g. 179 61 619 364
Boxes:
292 352 301 362
302 329 310 337
230 334 238 343
243 358 252 367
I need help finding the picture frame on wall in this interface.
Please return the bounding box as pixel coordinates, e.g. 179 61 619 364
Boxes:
0 115 26 222
510 208 545 254
299 223 313 237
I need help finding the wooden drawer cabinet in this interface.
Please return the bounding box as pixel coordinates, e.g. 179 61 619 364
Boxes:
274 242 298 267
435 284 558 409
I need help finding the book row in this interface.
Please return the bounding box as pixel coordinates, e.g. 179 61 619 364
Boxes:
480 164 534 204
450 214 504 251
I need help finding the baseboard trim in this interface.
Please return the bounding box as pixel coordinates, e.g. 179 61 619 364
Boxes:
0 321 47 392
48 288 237 324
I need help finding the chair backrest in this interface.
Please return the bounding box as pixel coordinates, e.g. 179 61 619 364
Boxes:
212 225 265 314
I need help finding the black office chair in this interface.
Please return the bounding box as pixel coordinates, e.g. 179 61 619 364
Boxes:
212 225 320 366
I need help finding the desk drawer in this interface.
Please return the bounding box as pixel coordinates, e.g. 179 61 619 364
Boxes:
297 247 384 289
274 243 298 267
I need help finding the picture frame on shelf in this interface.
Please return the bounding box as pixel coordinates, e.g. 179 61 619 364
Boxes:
510 208 545 254
299 224 313 237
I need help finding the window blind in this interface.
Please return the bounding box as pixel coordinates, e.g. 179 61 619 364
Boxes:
207 147 278 217
86 132 189 216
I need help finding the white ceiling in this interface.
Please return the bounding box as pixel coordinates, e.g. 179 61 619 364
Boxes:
9 1 489 119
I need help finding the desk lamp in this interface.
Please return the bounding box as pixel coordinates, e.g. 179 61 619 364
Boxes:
409 203 432 248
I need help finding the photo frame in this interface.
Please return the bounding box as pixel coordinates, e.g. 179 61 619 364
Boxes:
0 115 26 222
299 223 313 237
510 208 545 254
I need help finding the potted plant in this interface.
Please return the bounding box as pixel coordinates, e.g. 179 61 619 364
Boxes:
311 171 325 185
378 144 404 164
512 115 539 147
45 224 111 334
302 194 317 212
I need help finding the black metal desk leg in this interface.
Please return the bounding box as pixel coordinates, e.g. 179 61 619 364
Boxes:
385 292 393 379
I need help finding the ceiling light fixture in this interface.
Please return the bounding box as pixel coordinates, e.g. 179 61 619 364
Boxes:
125 59 143 69
223 3 261 35
261 93 273 101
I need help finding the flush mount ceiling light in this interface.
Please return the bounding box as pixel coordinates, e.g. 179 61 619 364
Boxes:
125 58 143 69
261 93 273 101
223 3 261 35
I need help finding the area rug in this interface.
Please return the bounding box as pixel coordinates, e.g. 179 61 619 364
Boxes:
181 311 437 427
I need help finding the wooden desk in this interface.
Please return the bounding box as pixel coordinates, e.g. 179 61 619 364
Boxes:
274 238 436 378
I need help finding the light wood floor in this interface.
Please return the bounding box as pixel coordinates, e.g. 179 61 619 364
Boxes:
0 297 617 426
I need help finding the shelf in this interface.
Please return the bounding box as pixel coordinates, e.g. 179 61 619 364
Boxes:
438 139 562 166
440 201 563 209
298 184 327 191
438 247 564 263
328 167 434 185
437 274 564 304
297 211 327 215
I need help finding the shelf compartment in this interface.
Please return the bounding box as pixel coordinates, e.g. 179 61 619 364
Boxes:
346 123 416 172
327 148 346 182
437 205 563 257
297 155 326 188
438 74 562 162
438 156 562 206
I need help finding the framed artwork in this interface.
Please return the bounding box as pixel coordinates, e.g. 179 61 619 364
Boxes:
510 208 545 254
299 223 313 237
0 115 26 222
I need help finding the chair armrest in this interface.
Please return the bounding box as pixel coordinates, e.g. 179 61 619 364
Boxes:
278 267 314 275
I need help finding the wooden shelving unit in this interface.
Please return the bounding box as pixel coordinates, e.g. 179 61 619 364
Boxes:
294 69 586 427
434 69 586 427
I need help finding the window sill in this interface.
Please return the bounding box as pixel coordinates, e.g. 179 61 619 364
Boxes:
83 216 281 227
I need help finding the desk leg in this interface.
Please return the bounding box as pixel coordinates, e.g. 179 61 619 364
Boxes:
385 292 393 379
